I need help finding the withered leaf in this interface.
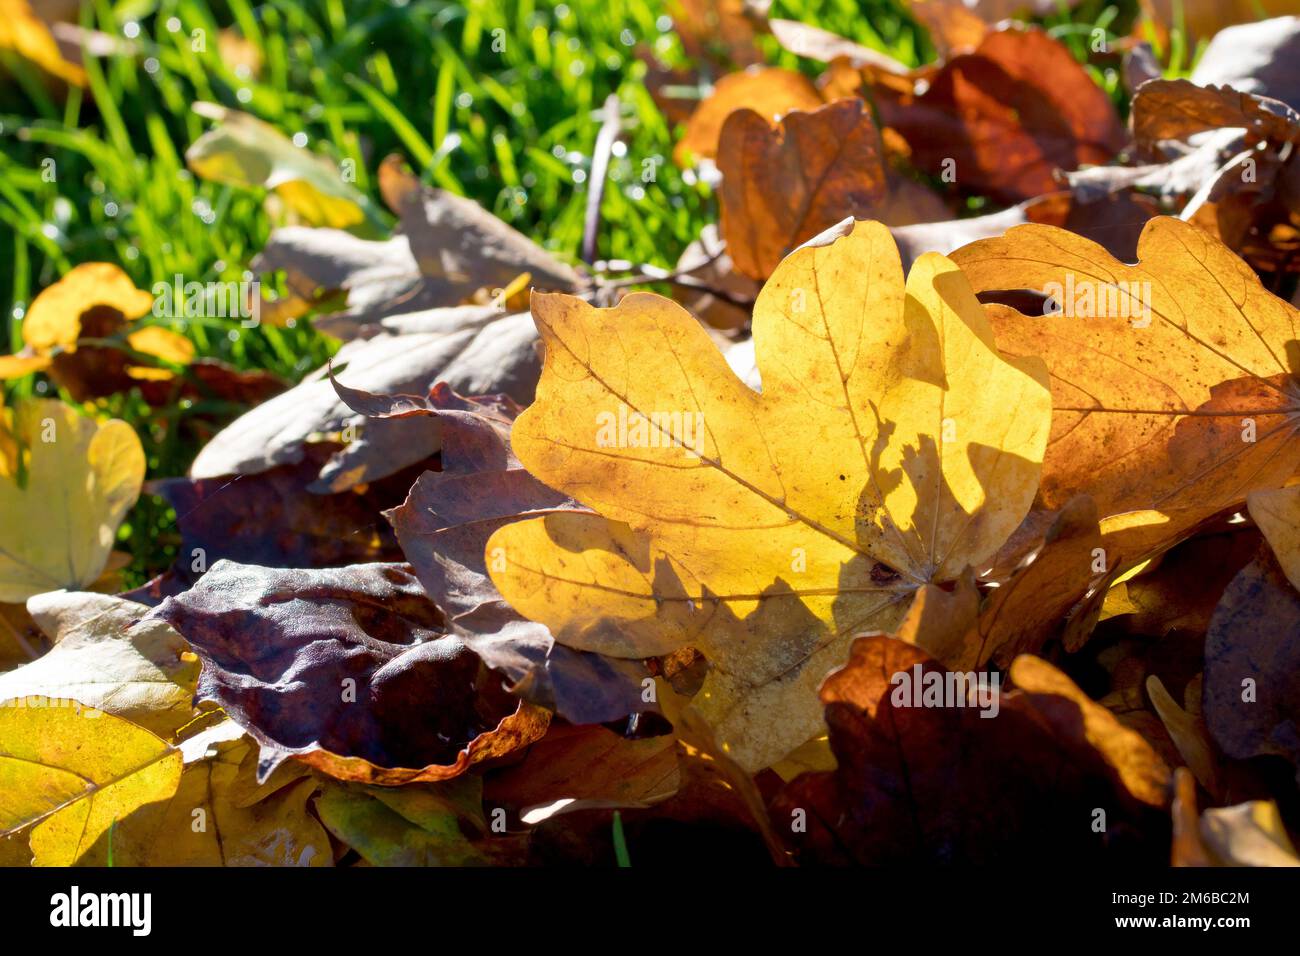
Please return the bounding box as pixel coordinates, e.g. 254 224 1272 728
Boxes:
255 158 580 335
383 383 654 724
717 98 945 279
775 636 1169 864
145 443 427 595
876 26 1125 202
188 314 541 490
952 216 1300 560
1204 546 1300 783
152 560 548 785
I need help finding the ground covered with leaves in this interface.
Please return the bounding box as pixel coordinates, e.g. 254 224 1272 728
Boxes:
3 0 1300 868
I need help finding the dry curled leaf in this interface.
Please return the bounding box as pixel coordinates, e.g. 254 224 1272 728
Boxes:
153 560 549 786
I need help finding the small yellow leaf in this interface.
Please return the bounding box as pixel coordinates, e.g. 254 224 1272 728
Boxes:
22 262 154 353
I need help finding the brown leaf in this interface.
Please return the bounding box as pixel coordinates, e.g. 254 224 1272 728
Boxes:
718 99 890 279
1133 79 1300 156
482 723 680 815
674 66 822 165
188 314 542 490
152 560 548 785
876 26 1125 202
383 384 654 724
775 636 1169 864
256 159 581 335
1204 547 1300 783
144 443 426 594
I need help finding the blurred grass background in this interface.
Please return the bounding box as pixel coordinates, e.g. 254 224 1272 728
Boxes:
0 0 1162 583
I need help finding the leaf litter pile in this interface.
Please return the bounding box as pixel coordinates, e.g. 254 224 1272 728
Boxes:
8 3 1300 868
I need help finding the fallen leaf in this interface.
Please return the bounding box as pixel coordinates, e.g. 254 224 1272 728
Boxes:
774 636 1169 864
952 216 1300 560
90 720 332 866
0 591 199 737
255 158 582 336
1247 483 1300 591
380 381 653 724
0 263 197 401
0 697 182 866
718 98 946 279
153 560 549 785
316 778 491 866
188 103 383 232
144 443 426 596
482 723 680 814
486 219 1050 770
187 316 542 490
1203 546 1300 783
1010 653 1172 807
1147 674 1222 798
674 66 822 165
875 26 1125 202
0 400 144 603
1170 766 1299 866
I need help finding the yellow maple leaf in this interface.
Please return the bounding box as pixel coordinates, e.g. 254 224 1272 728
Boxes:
486 219 1051 770
0 399 145 602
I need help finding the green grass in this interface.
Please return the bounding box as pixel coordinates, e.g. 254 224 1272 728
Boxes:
0 0 1153 585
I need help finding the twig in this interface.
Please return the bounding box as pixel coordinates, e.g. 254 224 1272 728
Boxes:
582 94 622 266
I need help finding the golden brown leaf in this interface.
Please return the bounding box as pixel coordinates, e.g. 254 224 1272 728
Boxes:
674 67 822 166
953 216 1300 561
